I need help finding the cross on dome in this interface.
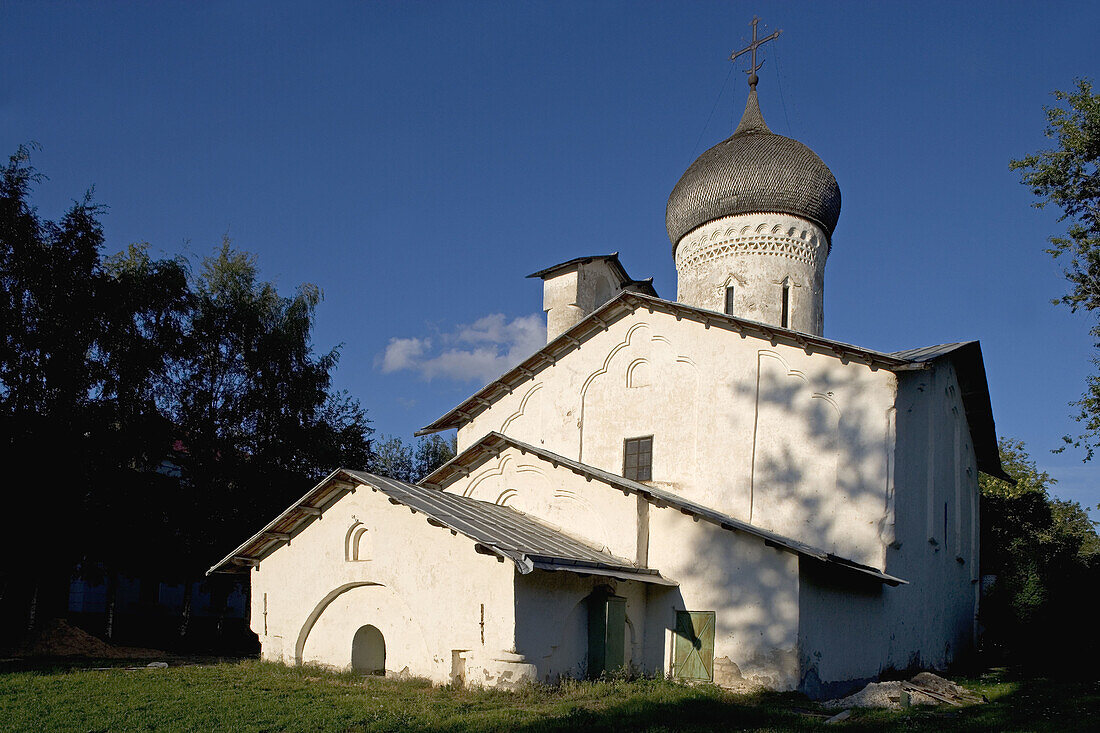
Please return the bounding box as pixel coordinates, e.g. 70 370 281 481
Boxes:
729 16 781 90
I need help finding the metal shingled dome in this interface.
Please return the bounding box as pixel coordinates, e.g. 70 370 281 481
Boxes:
666 90 841 251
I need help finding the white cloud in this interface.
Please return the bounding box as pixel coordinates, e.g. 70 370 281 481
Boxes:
381 313 545 383
380 337 430 373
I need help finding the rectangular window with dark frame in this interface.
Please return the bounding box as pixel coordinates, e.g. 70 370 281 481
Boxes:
724 285 736 316
623 436 653 482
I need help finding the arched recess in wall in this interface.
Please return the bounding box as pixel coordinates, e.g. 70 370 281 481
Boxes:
344 521 370 562
626 358 651 388
351 624 386 674
464 454 545 499
293 581 379 665
578 322 652 461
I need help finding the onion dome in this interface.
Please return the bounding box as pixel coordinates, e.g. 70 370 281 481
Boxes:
666 90 841 251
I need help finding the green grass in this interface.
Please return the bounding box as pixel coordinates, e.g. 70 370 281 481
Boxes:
1 660 1097 732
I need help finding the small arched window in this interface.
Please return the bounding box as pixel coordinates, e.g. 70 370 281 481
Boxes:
780 279 790 328
724 285 736 316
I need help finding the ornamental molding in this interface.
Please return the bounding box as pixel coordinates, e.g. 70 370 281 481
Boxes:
675 214 828 273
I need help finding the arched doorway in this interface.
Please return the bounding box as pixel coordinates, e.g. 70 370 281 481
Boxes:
351 624 385 674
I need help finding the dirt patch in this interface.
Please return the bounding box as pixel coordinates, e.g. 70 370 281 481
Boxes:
14 619 165 659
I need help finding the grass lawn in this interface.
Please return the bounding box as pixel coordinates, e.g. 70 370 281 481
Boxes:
2 659 1098 732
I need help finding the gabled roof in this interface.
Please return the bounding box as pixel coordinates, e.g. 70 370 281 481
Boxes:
422 432 908 586
889 341 1011 483
525 253 658 297
415 292 1008 482
416 290 916 437
207 468 675 586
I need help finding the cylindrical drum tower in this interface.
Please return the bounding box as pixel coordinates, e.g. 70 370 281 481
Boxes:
666 89 841 337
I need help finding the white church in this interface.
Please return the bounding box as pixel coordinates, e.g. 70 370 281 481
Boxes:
210 35 1007 698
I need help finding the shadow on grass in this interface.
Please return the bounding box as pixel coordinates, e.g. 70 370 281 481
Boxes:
3 659 1098 732
0 653 253 674
412 670 1100 733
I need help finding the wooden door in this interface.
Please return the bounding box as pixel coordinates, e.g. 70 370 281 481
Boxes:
672 611 715 681
588 594 627 677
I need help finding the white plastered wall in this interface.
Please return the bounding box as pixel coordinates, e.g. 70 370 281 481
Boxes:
646 505 801 689
249 485 525 685
445 453 803 689
674 213 829 336
512 571 650 682
795 360 979 698
456 308 898 569
542 260 620 343
446 445 642 562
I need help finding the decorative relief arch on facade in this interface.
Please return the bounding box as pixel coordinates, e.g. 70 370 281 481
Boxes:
550 488 604 546
465 454 545 498
576 323 654 457
675 355 698 369
344 520 370 562
500 382 543 434
675 214 826 277
577 321 700 469
294 581 431 670
462 453 613 549
755 349 807 384
626 358 651 388
293 581 381 665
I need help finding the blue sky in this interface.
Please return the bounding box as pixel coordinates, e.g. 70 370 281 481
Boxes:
3 1 1098 515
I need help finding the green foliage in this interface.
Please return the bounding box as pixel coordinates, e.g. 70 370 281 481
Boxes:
414 432 458 480
978 439 1099 663
371 432 457 483
0 148 374 629
169 238 374 571
1011 79 1100 459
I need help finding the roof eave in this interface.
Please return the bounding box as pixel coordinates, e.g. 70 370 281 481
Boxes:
206 468 361 575
417 291 918 436
424 432 908 587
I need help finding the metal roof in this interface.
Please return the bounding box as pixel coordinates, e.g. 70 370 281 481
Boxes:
526 253 658 297
208 468 675 585
416 290 917 436
889 343 971 363
666 89 841 249
422 432 908 587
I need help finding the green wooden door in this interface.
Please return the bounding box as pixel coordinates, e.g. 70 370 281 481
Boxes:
588 594 627 677
672 611 715 681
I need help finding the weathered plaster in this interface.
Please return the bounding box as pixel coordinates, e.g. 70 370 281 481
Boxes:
796 361 979 698
250 485 524 685
542 259 619 342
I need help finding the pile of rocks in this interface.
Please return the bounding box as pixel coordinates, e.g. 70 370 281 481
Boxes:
823 672 984 710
